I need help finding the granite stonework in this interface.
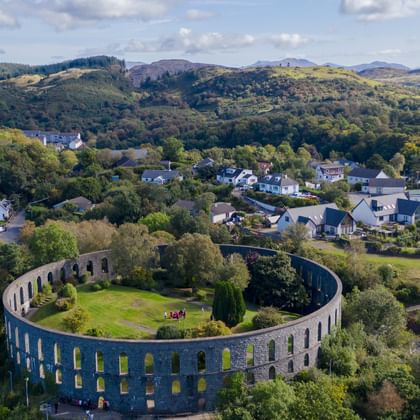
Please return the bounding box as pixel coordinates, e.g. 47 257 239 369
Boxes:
3 246 342 415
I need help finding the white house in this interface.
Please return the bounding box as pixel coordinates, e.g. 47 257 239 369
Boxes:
0 199 12 221
216 168 257 186
23 130 83 150
277 203 356 238
348 168 388 193
141 170 183 184
210 202 236 224
315 164 345 183
257 173 299 196
351 193 420 226
368 178 406 196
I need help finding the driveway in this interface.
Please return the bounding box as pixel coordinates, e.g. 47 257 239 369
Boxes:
0 210 25 243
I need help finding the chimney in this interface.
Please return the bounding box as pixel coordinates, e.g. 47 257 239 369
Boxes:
168 161 171 171
284 174 288 179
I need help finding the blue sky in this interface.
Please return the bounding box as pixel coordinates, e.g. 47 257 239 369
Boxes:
0 0 419 67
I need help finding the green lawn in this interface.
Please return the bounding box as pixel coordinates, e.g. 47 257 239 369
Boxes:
30 284 261 339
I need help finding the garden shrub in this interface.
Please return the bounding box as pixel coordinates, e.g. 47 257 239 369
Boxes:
156 325 183 339
60 283 77 301
55 297 75 311
42 283 52 295
52 280 64 293
85 327 106 337
79 273 89 284
195 289 207 302
123 267 156 290
30 294 43 307
90 283 102 292
63 306 90 333
252 307 284 329
194 320 231 337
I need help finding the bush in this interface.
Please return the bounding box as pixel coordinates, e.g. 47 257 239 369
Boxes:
101 279 111 289
52 280 63 293
55 297 75 311
90 283 102 292
90 280 111 291
123 267 156 290
30 294 43 307
60 283 77 300
194 320 231 337
79 273 89 284
65 277 78 286
252 307 284 329
195 289 207 302
156 325 183 340
42 283 52 295
85 327 106 337
63 306 90 333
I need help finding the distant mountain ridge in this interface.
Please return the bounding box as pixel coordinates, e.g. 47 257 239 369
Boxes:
249 58 317 68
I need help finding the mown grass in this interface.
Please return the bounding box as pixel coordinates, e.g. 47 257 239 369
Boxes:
30 284 260 339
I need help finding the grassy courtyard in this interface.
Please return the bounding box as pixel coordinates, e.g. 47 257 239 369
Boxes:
30 284 267 339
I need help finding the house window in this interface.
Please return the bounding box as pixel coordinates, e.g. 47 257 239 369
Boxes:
379 216 384 221
285 216 290 222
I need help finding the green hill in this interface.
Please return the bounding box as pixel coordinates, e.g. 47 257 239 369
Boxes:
0 60 419 164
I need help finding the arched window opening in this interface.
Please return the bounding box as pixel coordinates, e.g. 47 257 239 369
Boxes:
95 351 104 372
269 366 276 380
15 327 19 348
335 309 338 325
171 352 180 375
101 258 109 273
198 398 206 411
87 261 94 276
197 351 206 373
74 347 81 370
37 276 42 293
54 343 61 364
28 282 33 299
328 315 331 334
75 373 83 389
13 294 17 311
145 353 154 375
19 287 24 305
97 377 105 392
172 379 181 395
146 378 154 395
304 353 310 367
246 372 255 384
56 368 62 384
246 344 254 367
39 363 45 379
119 353 128 375
48 272 53 284
197 378 207 393
16 352 21 365
288 335 294 355
222 348 231 371
7 322 11 339
24 333 30 353
60 267 66 282
318 322 322 341
317 348 322 367
304 328 310 349
120 378 129 394
268 340 275 362
72 264 79 279
38 338 43 361
120 378 128 395
288 360 294 373
26 356 31 371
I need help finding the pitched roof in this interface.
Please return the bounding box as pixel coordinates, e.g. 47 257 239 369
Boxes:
194 157 214 168
286 203 339 225
356 193 406 216
54 196 93 211
174 200 196 212
259 173 298 187
217 167 245 179
211 202 236 215
349 167 384 178
324 208 352 227
369 178 406 188
397 199 420 216
113 156 138 168
142 170 181 180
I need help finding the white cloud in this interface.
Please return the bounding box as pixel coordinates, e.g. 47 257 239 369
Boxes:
376 48 402 55
185 8 216 20
86 28 309 56
0 0 180 30
0 9 18 28
341 0 420 21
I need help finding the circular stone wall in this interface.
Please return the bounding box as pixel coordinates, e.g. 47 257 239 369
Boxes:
3 246 342 415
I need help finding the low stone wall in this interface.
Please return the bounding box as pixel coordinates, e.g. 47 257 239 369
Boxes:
3 246 342 415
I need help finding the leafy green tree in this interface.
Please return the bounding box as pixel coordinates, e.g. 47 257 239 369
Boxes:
344 286 407 347
220 253 250 290
162 137 184 161
111 223 159 278
247 252 309 310
139 212 171 233
281 223 310 253
28 223 79 265
390 152 405 174
213 281 246 327
64 306 90 333
0 243 29 278
162 233 223 289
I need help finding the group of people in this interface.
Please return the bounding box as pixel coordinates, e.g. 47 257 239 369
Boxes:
164 309 187 320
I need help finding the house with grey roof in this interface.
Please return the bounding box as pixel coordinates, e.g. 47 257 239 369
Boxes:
277 203 356 238
348 167 388 192
23 130 83 150
216 167 257 186
113 156 138 168
193 157 215 173
367 178 406 195
211 202 236 224
141 170 183 184
257 173 299 196
53 196 94 213
0 199 12 221
351 193 420 226
315 163 345 183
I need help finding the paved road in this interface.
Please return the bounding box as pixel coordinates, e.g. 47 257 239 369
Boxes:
0 210 25 243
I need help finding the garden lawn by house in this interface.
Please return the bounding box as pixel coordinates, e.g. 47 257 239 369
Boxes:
30 284 266 339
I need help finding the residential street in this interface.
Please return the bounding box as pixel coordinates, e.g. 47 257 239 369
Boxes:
0 210 25 243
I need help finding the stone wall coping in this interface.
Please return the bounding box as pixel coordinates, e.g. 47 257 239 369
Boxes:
3 246 342 345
